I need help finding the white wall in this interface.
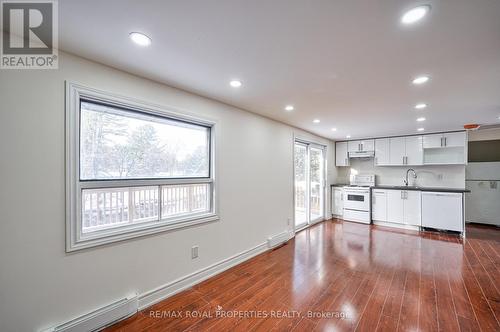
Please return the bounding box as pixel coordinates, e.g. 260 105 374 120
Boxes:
336 159 466 188
0 52 336 331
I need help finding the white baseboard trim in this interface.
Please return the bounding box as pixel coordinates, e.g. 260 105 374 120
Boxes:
39 241 270 332
373 220 420 231
267 230 291 248
137 241 268 310
40 294 138 332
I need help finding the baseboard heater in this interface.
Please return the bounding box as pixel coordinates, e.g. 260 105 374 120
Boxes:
40 294 138 332
267 230 291 248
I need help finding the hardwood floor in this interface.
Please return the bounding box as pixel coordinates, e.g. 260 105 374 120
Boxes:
105 219 500 332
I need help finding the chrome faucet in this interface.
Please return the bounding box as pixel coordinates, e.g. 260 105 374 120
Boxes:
403 169 417 186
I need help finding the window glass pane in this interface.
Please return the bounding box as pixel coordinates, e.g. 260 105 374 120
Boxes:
294 144 307 227
82 186 159 233
80 100 210 180
161 183 210 219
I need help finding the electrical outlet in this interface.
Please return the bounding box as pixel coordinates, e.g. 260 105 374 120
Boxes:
191 246 199 259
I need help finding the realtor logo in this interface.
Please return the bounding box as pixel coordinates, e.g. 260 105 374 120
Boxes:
1 0 58 69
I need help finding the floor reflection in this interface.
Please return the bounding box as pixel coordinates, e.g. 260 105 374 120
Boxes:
106 220 500 332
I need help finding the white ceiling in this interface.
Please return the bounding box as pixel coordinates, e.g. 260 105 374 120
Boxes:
59 0 500 140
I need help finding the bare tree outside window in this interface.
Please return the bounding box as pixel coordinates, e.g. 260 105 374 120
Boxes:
80 101 210 180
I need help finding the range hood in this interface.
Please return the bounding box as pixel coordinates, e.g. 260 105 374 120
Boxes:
348 150 375 158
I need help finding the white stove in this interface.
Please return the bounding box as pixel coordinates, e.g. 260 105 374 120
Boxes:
343 174 375 224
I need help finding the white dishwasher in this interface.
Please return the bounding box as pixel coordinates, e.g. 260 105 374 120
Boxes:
421 192 464 232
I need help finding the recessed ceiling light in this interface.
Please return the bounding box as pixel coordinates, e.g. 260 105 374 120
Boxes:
417 117 426 122
229 80 242 88
129 32 152 46
346 135 351 139
401 5 431 25
313 119 320 124
285 105 294 111
331 128 337 132
417 128 425 132
415 103 427 109
412 76 430 85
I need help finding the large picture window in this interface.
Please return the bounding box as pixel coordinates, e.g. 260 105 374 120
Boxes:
66 83 217 251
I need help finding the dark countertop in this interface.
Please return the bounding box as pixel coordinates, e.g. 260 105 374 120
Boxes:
372 185 470 193
330 183 348 187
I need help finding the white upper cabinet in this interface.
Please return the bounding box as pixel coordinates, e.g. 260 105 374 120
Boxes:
423 131 466 148
422 134 443 148
375 138 390 166
387 136 423 166
347 141 360 153
359 139 374 152
335 131 467 168
423 131 467 165
335 142 349 166
443 132 467 148
389 137 406 165
347 139 375 152
405 136 424 165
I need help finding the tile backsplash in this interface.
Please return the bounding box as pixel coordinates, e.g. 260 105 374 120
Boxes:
336 158 466 188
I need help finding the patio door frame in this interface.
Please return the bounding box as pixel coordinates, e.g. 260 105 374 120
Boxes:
293 138 327 232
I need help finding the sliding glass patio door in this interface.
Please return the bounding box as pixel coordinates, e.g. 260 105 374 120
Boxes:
294 141 325 230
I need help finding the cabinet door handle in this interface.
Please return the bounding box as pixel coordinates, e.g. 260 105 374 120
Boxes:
345 158 347 165
440 137 444 147
375 157 378 165
444 137 447 147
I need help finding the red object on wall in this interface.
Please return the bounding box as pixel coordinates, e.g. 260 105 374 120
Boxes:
464 124 480 130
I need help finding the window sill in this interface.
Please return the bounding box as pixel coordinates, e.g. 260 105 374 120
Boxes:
67 214 219 252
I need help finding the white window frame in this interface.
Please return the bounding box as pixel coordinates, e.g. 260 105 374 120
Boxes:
65 82 218 251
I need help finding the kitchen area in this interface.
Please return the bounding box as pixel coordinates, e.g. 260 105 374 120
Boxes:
331 130 472 236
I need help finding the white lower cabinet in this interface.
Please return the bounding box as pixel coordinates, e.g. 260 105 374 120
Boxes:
386 190 404 224
422 192 463 232
376 189 421 226
404 191 422 226
331 187 344 216
373 189 464 232
371 190 387 221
